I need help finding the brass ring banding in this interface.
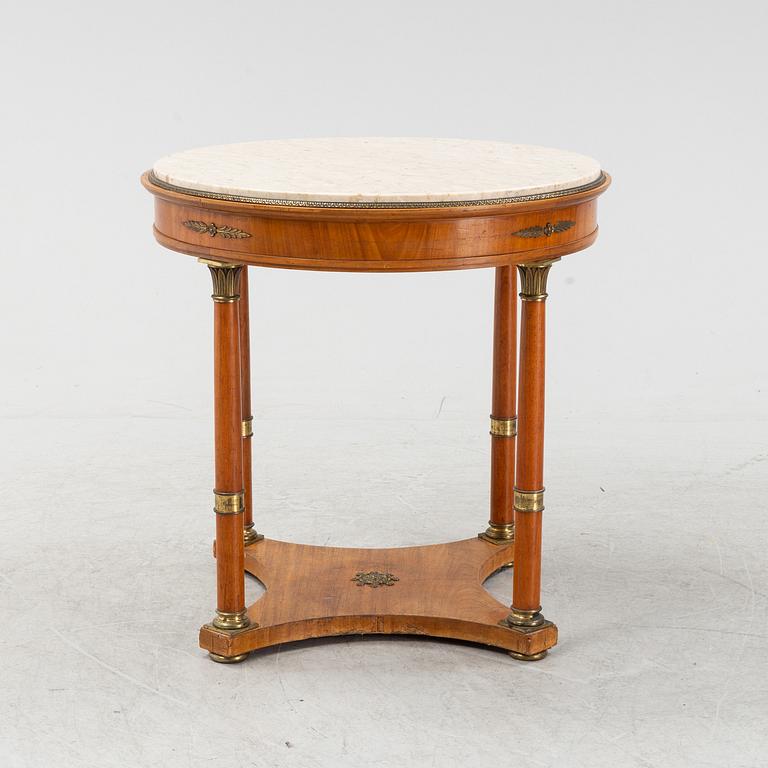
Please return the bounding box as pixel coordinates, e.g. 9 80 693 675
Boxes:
514 488 545 513
519 292 547 302
213 490 245 515
490 416 517 437
211 295 240 304
242 416 254 438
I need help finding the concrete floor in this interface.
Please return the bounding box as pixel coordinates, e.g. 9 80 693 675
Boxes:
1 415 766 768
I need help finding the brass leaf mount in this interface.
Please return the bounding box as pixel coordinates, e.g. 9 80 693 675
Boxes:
183 220 251 239
512 220 575 239
352 571 399 588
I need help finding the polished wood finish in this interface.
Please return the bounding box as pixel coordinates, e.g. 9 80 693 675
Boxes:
238 268 258 541
211 269 247 618
143 168 610 661
201 537 556 658
143 172 609 273
512 296 547 613
489 266 517 532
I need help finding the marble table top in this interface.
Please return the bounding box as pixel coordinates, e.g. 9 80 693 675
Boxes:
151 138 602 207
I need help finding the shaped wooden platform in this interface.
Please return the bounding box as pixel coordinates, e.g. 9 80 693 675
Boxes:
199 537 557 660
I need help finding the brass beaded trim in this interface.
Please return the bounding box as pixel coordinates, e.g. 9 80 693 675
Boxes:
514 488 545 513
213 490 245 515
490 416 517 437
149 170 607 209
242 416 254 438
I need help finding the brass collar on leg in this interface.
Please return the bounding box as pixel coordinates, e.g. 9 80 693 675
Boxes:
213 490 245 515
489 416 517 437
514 488 545 513
241 416 254 438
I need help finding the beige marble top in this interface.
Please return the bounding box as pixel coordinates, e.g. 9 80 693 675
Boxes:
151 138 602 206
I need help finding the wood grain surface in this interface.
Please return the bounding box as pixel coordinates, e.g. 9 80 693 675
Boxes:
143 172 610 272
489 266 517 530
513 297 547 612
238 268 255 536
200 538 557 658
151 168 611 660
212 278 246 616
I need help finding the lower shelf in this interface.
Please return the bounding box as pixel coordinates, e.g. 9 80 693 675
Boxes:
199 537 557 659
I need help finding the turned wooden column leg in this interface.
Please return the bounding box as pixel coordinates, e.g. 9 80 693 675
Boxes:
480 266 517 543
504 258 558 660
204 260 251 663
239 267 264 547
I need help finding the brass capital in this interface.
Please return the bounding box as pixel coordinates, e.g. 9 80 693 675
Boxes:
517 259 559 301
514 488 545 513
490 416 517 438
200 259 243 303
213 490 245 515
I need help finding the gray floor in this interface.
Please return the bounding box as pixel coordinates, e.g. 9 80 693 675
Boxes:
1 416 766 768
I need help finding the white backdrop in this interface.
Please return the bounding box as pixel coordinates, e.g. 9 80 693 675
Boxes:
1 0 765 425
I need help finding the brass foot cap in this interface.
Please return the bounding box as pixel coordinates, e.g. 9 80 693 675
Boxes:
243 529 265 547
508 649 548 662
209 651 250 664
478 522 515 544
212 610 251 631
503 607 545 628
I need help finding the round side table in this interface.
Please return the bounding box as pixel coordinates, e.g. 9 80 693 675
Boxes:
141 138 610 663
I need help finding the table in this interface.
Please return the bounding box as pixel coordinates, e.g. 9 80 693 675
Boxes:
142 138 610 663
